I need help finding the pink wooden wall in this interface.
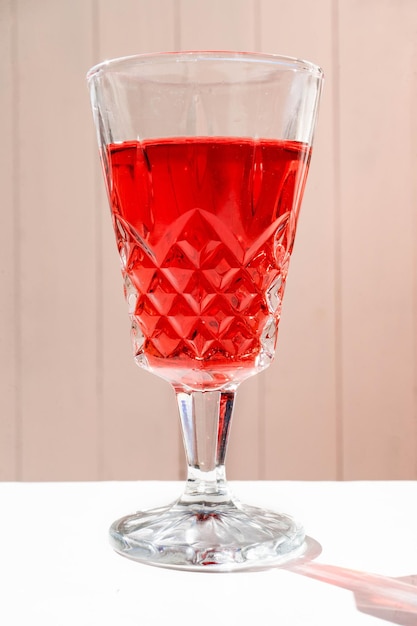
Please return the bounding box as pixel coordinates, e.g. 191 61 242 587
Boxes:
1 0 417 481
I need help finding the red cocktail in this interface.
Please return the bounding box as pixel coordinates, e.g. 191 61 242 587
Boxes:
108 137 310 388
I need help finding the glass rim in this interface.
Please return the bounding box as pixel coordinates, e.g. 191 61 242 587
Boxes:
86 50 324 82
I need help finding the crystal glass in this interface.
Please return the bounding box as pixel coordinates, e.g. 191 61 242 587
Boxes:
87 51 323 571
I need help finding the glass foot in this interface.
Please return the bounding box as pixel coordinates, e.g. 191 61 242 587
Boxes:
110 498 306 572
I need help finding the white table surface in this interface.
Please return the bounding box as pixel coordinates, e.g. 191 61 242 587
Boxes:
1 480 417 625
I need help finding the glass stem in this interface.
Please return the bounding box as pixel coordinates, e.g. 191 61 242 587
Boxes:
175 387 236 506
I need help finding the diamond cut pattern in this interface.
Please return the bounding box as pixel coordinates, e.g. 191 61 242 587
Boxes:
119 209 291 362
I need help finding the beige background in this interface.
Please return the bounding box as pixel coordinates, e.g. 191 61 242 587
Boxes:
1 0 417 482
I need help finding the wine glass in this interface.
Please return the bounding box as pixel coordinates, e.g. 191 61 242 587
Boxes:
87 51 323 571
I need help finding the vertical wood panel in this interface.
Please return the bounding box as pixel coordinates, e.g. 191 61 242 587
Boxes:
339 0 417 478
179 0 256 52
3 0 417 482
0 1 18 479
413 29 417 481
96 0 181 479
259 0 338 479
179 0 262 479
17 0 98 480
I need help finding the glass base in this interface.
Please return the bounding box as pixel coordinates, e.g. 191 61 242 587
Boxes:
109 498 306 572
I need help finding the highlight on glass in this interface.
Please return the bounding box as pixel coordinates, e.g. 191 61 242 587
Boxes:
87 51 323 571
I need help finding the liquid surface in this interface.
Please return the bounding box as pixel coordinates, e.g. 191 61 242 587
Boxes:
107 137 310 388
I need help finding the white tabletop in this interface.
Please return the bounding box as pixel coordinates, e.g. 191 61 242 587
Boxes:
1 480 417 625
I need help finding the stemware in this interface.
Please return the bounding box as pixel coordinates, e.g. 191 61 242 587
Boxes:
87 51 323 571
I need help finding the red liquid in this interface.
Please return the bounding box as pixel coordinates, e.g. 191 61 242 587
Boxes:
106 137 310 388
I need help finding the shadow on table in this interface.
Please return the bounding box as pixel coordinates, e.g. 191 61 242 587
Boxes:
356 576 417 626
287 539 417 626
